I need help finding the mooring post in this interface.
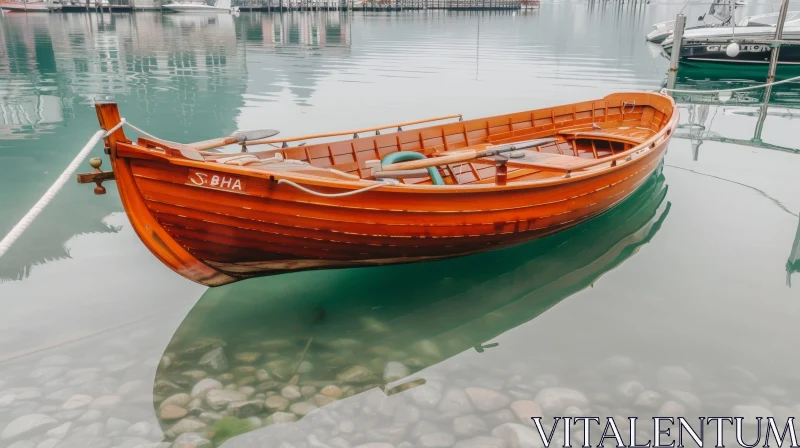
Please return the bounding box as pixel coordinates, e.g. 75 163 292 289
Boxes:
665 13 686 95
766 0 790 85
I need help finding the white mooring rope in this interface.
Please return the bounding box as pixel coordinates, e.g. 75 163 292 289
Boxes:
0 128 111 259
661 74 800 94
276 179 391 197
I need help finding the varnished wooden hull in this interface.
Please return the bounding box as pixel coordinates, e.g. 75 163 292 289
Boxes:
94 92 677 286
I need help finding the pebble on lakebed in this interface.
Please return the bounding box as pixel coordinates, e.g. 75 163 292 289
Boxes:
136 333 800 448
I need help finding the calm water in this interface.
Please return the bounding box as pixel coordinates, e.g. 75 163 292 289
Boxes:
1 3 800 448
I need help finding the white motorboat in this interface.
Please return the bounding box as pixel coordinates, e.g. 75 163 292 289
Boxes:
162 0 238 13
662 12 800 67
0 0 62 11
646 0 741 43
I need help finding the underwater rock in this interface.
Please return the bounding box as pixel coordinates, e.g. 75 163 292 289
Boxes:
239 386 256 399
281 386 302 401
187 378 222 403
36 438 59 448
633 391 662 408
419 432 456 448
656 366 693 391
160 405 189 421
266 395 290 412
78 409 102 421
165 418 206 438
411 421 440 439
1 414 59 441
154 380 182 395
413 340 442 359
534 388 588 415
126 421 151 437
45 422 71 439
484 410 515 428
187 398 204 415
668 390 702 410
301 386 318 398
453 415 486 437
171 431 212 448
199 411 223 423
160 393 192 410
198 348 229 372
453 436 506 448
206 390 247 410
297 361 314 374
290 401 318 417
179 338 226 359
217 373 235 383
227 400 264 418
62 395 93 410
159 355 173 371
731 405 773 421
256 370 271 382
599 356 636 373
510 400 541 425
383 362 410 383
268 412 298 424
337 366 377 384
492 423 544 448
320 385 343 399
616 381 645 402
409 385 442 409
465 388 509 412
234 353 261 364
657 400 685 416
105 417 130 434
182 371 207 380
393 404 420 424
312 394 335 408
438 388 474 415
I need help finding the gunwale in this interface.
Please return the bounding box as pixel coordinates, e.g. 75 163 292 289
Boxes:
111 92 676 194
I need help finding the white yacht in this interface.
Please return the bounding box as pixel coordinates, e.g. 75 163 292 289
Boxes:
162 0 238 13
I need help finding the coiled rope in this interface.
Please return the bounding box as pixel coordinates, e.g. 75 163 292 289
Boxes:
661 74 800 94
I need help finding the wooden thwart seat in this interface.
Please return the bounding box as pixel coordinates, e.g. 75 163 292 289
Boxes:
557 130 645 145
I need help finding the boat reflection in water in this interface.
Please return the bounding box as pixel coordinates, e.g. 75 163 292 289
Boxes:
152 169 670 447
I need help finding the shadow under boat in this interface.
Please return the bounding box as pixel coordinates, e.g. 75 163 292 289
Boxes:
152 168 670 444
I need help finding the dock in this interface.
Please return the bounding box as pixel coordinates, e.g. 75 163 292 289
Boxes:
49 0 539 12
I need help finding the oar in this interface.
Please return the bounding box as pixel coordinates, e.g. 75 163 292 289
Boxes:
184 129 281 151
150 129 281 153
380 138 558 172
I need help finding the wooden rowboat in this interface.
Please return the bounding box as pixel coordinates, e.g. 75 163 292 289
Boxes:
80 92 677 286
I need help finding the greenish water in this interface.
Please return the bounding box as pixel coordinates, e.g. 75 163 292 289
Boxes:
1 4 800 448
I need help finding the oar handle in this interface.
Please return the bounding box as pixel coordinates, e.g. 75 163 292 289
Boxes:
381 138 557 172
186 136 240 151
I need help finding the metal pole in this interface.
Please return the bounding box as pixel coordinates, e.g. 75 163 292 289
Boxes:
666 13 686 95
766 0 790 84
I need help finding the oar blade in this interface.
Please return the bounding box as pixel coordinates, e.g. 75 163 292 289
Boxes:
232 129 280 142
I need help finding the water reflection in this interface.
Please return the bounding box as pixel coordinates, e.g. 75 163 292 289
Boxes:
152 170 669 446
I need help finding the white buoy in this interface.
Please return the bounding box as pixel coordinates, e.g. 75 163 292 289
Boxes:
726 42 741 57
718 90 733 103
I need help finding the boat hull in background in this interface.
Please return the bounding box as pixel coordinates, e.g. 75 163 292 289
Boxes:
162 4 231 12
0 1 59 11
